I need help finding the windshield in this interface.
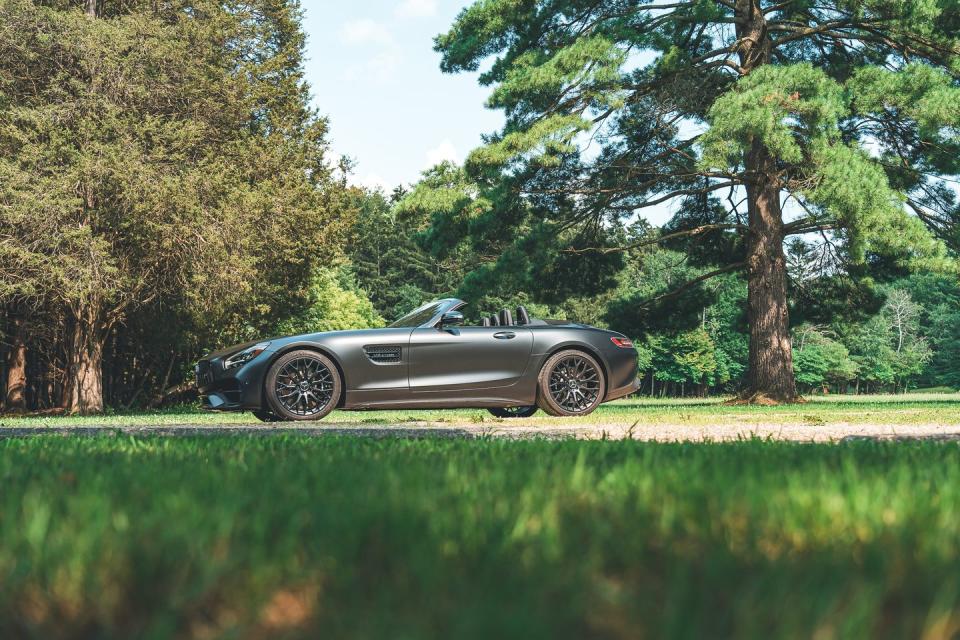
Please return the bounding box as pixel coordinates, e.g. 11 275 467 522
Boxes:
388 301 445 328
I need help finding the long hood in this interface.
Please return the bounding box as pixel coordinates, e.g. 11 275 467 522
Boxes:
205 328 395 360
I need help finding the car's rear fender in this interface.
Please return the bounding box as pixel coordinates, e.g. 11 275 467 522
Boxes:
533 340 611 386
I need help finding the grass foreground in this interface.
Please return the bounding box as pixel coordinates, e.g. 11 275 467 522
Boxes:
3 436 960 638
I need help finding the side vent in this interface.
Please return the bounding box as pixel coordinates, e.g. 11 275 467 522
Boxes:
364 345 401 364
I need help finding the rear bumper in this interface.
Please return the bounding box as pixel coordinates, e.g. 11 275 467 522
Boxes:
605 376 640 402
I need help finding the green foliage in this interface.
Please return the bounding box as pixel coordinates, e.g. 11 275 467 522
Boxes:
792 326 858 390
396 162 489 260
427 0 960 399
648 328 719 388
0 0 351 410
842 288 933 391
4 436 960 637
0 0 345 325
901 274 960 389
275 267 384 335
700 63 847 167
347 188 462 320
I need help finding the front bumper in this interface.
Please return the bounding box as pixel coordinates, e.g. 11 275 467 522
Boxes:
195 352 273 411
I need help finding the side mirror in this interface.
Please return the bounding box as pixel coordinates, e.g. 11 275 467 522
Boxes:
439 311 464 327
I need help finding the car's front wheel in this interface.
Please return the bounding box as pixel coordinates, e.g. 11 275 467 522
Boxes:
536 350 605 416
488 406 538 418
265 350 341 421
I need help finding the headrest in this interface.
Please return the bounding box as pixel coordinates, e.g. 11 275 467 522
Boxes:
499 308 513 326
489 314 500 326
516 305 530 325
481 316 491 327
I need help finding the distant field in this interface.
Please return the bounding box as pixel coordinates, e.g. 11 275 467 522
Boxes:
2 436 960 638
2 392 958 429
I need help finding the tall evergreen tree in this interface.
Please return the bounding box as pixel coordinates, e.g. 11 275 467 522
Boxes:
347 187 462 320
0 0 346 412
432 0 959 402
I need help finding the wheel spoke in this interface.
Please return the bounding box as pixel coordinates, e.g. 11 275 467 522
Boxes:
548 355 600 413
275 356 334 416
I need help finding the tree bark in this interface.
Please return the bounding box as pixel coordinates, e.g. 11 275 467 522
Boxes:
84 0 98 18
733 0 800 403
4 312 27 411
63 306 105 414
740 143 799 402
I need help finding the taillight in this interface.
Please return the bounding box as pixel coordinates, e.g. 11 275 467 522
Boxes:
611 337 633 348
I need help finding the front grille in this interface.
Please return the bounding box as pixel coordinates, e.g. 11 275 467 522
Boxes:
364 345 401 364
195 361 214 387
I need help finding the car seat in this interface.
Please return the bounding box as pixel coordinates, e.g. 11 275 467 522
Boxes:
515 305 530 325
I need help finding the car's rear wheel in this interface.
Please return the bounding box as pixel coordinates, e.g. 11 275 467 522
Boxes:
488 406 538 418
265 350 341 421
536 350 605 417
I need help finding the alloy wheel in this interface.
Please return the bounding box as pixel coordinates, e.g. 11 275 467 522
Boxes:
547 355 601 413
274 356 335 417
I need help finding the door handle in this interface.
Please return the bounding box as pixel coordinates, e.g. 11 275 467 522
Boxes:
493 331 516 339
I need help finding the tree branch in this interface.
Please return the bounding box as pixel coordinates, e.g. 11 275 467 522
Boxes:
563 223 746 255
637 262 746 308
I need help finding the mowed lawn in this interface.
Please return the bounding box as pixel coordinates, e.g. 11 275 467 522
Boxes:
2 392 959 429
3 436 960 638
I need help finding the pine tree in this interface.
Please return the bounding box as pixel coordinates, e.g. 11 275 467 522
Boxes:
432 0 959 402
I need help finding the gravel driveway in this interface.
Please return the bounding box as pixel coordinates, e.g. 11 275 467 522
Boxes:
3 421 960 442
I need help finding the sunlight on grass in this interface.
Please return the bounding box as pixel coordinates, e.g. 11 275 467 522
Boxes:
1 392 957 428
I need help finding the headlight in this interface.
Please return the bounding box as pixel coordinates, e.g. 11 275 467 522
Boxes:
224 342 271 369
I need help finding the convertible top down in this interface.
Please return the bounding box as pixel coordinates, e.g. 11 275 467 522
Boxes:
196 298 640 421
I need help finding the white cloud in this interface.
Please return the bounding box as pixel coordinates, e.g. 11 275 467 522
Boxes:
355 172 393 192
339 19 393 46
395 0 437 18
424 139 459 167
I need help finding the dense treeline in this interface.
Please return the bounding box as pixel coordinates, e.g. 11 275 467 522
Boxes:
1 0 959 413
346 185 960 397
421 0 960 403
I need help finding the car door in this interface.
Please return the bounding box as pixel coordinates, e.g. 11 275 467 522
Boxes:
407 325 534 392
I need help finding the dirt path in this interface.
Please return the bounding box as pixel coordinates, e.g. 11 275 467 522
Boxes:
2 421 960 442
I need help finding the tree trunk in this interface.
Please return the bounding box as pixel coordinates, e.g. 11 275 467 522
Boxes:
733 0 799 403
4 312 27 411
64 307 105 414
741 143 799 402
85 0 98 18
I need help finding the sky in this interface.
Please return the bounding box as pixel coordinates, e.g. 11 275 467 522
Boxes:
300 0 679 225
300 0 501 193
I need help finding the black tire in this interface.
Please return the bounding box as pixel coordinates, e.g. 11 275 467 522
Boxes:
536 350 605 417
488 406 538 418
252 409 281 423
265 350 341 421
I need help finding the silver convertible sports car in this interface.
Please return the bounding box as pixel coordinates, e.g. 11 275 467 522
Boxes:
196 299 639 422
